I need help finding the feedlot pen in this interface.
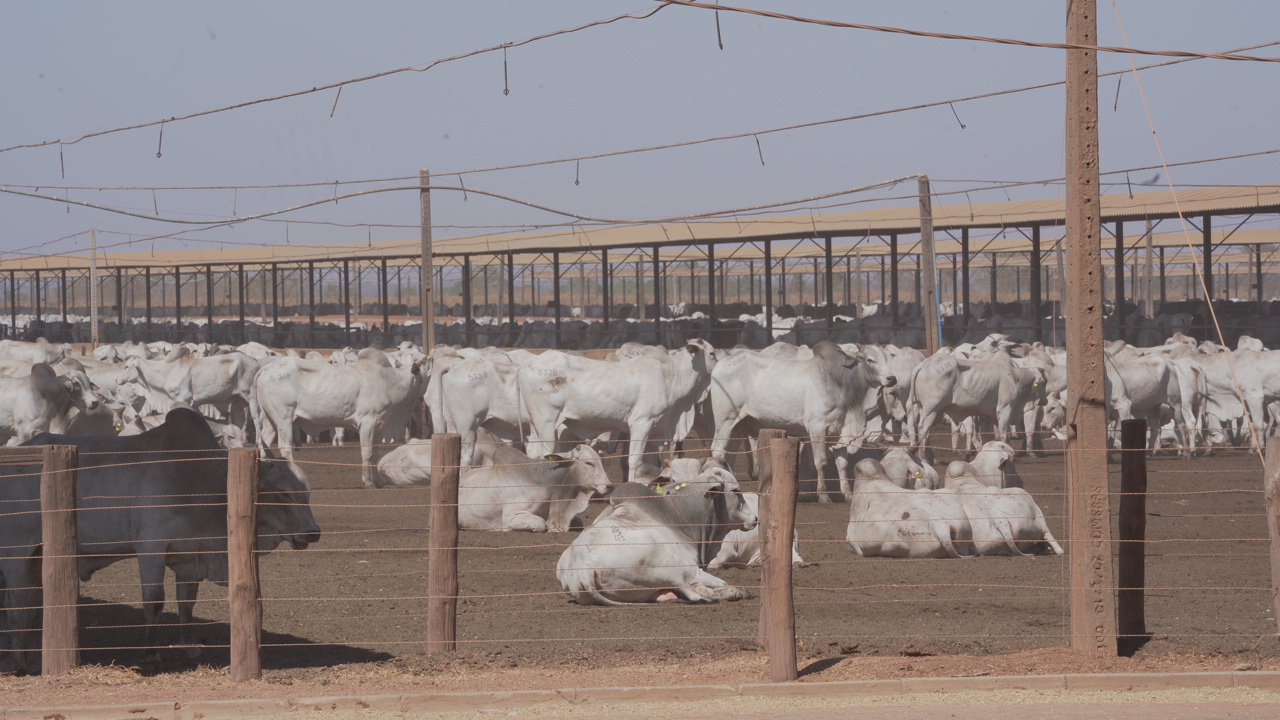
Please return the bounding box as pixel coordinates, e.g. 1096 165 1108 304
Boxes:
71 440 1277 675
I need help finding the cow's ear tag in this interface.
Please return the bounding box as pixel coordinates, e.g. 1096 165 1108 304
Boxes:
544 454 564 462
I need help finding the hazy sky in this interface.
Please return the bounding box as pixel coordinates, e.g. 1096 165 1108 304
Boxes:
1 1 1276 261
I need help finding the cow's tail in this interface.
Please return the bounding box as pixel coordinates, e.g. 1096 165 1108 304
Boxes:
248 389 271 457
1039 521 1066 555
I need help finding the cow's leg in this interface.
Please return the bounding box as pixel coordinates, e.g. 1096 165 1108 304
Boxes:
137 552 169 671
708 410 742 466
916 409 940 464
1022 405 1043 456
359 422 379 488
273 413 298 463
682 569 754 603
625 420 655 484
505 510 549 533
173 568 204 659
0 556 40 675
806 424 835 503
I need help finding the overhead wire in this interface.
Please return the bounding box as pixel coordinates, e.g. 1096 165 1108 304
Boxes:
2 37 1274 194
0 5 671 156
656 1 1280 63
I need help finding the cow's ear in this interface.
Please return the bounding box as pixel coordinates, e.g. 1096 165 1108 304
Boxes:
684 342 701 355
543 453 565 463
703 483 724 500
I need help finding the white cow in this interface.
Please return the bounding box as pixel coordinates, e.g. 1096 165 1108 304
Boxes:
943 460 1063 556
120 347 260 429
520 340 716 484
556 465 756 605
710 341 894 502
254 348 424 488
0 338 74 365
846 459 974 559
439 352 530 466
963 441 1025 489
909 349 1046 462
877 447 940 490
0 363 102 444
708 492 804 568
457 443 610 532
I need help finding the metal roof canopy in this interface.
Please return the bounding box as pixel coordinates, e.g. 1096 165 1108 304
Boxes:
3 184 1279 271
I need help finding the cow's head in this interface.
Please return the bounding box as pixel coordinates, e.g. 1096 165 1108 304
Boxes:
558 443 612 498
62 370 102 411
695 466 755 532
257 460 321 551
119 356 145 385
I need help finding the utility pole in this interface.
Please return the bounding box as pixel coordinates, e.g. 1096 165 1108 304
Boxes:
89 229 99 346
918 175 940 355
420 169 435 351
1065 0 1117 656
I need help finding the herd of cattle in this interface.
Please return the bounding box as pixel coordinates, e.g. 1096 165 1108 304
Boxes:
0 325 1274 672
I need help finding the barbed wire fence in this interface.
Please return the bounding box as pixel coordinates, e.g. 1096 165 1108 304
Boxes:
7 420 1279 681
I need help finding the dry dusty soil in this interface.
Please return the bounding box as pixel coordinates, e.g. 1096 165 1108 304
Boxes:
5 438 1280 708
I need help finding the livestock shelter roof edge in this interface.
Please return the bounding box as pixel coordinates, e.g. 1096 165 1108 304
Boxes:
4 184 1279 271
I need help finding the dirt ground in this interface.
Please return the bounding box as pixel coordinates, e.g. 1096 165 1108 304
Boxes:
8 438 1279 707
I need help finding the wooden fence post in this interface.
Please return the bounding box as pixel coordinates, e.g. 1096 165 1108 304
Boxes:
429 433 461 653
1117 419 1148 650
764 436 800 682
41 445 78 676
1263 437 1280 630
755 428 787 648
227 448 262 682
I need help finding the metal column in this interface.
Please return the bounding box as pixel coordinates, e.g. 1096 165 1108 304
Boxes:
889 233 899 327
271 263 280 336
764 240 774 342
824 236 835 331
1031 225 1042 341
706 245 716 333
553 252 562 349
652 246 662 345
380 259 389 333
145 267 153 340
1115 222 1125 317
462 256 474 347
238 264 247 344
307 261 316 345
205 266 214 339
116 268 125 330
507 252 517 328
961 228 971 318
174 267 182 331
602 249 611 345
1203 214 1213 300
342 259 352 340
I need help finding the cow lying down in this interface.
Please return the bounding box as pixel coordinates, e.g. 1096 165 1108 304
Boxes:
557 464 757 605
942 461 1062 556
709 492 805 568
650 458 803 569
847 458 975 559
377 437 610 532
458 443 610 532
